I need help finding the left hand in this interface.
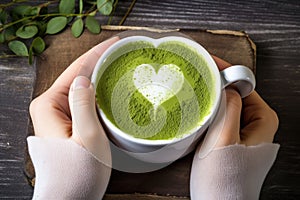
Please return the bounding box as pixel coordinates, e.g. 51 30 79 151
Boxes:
29 37 119 157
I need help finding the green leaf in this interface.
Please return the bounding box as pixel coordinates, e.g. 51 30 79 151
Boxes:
16 25 38 39
28 37 45 64
79 0 84 14
29 7 40 16
59 0 75 14
46 16 67 34
8 40 29 56
36 21 47 36
12 5 32 16
71 18 83 38
4 26 16 41
28 46 33 64
88 10 97 17
85 16 101 34
0 32 5 43
0 9 8 24
97 0 114 15
31 37 45 54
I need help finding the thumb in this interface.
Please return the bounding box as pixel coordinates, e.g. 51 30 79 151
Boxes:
69 76 111 166
215 88 242 147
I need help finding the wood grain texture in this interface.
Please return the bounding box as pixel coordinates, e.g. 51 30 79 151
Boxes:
0 57 34 198
0 0 299 199
104 193 189 200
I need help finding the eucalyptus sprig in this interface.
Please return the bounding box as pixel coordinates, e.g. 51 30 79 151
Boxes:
0 0 117 64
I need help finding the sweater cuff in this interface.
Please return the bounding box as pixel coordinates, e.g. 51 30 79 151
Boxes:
190 143 280 200
27 136 111 200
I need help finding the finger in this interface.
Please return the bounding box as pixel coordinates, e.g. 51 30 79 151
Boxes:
69 76 111 166
215 88 242 147
212 55 231 71
243 91 274 113
29 37 119 139
240 91 279 145
76 36 119 79
50 36 119 93
29 93 72 138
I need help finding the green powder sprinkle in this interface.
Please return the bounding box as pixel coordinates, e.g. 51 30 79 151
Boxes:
96 42 213 140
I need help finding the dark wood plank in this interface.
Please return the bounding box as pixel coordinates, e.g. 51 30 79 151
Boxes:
256 56 300 199
104 193 189 200
0 57 34 198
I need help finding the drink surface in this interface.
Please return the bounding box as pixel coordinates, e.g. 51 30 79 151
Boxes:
96 41 214 140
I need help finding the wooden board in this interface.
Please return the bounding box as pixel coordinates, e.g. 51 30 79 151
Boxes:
24 26 256 199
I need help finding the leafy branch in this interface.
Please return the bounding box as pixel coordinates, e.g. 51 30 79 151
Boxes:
0 0 118 64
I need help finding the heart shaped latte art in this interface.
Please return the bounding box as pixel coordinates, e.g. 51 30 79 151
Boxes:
133 63 184 110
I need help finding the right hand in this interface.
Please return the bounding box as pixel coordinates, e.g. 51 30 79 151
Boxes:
213 56 279 147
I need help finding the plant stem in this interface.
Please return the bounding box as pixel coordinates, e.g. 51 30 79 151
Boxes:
107 0 119 25
0 11 97 32
119 0 136 25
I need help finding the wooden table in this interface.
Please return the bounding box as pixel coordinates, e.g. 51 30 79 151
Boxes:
1 0 299 199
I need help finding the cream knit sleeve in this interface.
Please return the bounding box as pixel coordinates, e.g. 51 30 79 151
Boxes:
27 136 111 200
28 136 279 200
190 143 280 200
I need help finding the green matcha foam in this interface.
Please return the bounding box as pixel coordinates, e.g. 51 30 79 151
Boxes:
96 41 214 140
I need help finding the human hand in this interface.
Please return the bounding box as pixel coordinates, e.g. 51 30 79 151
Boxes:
190 56 280 200
28 37 119 199
30 36 119 150
212 56 279 147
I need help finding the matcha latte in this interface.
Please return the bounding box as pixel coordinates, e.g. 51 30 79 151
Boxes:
95 40 215 140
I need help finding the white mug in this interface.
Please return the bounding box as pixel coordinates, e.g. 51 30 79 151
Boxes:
92 35 255 165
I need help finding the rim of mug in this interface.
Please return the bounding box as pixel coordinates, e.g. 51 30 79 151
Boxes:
91 35 222 146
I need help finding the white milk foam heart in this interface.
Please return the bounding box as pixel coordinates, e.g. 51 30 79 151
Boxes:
133 63 184 110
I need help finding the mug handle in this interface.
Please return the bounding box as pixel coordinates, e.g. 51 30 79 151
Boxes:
220 65 256 98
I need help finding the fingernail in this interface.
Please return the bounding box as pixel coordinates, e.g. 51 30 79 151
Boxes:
74 76 90 89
